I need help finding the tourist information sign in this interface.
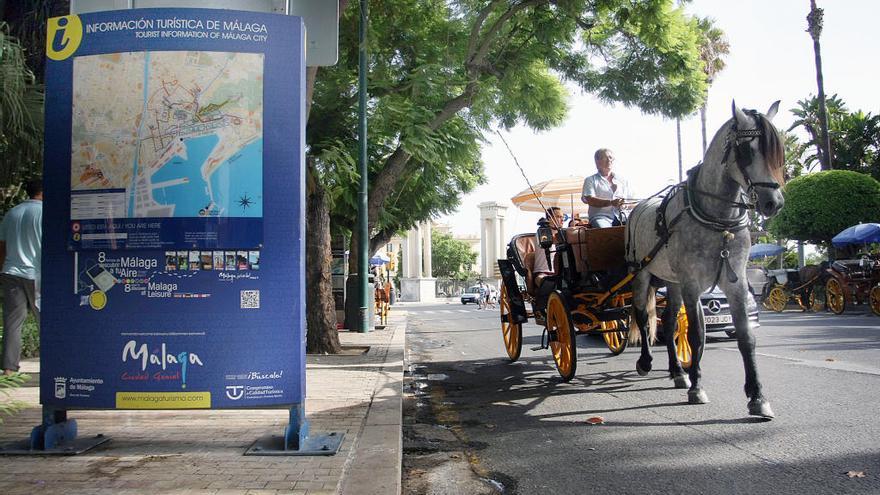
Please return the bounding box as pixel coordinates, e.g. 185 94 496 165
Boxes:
41 8 306 418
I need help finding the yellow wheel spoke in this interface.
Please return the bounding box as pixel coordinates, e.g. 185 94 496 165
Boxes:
826 278 845 315
675 307 692 369
499 285 522 361
870 286 880 317
547 293 576 380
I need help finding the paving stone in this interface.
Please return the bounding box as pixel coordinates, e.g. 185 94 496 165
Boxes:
0 316 405 495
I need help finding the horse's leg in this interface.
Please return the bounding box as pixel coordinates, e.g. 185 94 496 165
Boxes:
681 283 708 404
722 279 775 418
662 283 690 389
632 270 655 376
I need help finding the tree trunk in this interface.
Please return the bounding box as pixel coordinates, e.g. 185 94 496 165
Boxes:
808 0 833 170
676 118 683 182
302 0 350 351
700 104 708 156
305 163 341 354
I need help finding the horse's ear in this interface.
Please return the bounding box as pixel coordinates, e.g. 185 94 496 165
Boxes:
732 100 748 126
766 100 780 121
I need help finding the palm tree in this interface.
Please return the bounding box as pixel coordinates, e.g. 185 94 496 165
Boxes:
0 23 44 208
807 0 832 170
697 17 729 156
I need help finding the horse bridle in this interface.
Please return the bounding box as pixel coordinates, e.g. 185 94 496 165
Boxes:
723 109 781 195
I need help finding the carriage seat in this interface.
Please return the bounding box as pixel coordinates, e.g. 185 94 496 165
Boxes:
767 268 798 286
509 233 537 276
508 233 540 296
564 225 626 275
746 267 769 296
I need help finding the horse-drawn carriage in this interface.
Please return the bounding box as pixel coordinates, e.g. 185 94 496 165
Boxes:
497 224 689 381
374 279 392 325
493 101 784 418
824 223 880 316
823 255 880 315
756 266 825 313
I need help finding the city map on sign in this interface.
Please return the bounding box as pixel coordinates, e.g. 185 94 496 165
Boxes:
71 51 264 220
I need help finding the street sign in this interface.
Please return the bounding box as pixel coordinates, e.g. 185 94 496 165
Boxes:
41 8 306 411
70 0 338 65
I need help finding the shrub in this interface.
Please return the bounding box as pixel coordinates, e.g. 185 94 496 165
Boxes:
768 170 880 245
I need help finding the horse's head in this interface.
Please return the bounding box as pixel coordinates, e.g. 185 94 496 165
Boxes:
726 101 786 217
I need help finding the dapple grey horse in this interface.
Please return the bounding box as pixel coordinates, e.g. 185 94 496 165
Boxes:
625 101 785 419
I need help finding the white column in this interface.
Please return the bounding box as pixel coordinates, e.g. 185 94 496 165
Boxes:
478 201 508 281
413 223 423 278
423 221 433 277
403 229 418 278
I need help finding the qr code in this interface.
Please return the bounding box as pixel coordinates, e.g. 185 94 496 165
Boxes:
240 290 260 309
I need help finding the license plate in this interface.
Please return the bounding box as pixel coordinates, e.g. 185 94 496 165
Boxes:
705 314 733 325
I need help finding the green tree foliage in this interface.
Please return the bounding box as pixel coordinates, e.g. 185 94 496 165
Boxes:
788 95 880 180
431 229 477 280
0 372 30 424
768 170 880 245
782 130 806 179
0 22 43 210
307 0 710 339
311 0 708 259
696 17 728 153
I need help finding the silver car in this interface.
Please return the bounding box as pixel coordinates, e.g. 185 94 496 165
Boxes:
658 287 760 338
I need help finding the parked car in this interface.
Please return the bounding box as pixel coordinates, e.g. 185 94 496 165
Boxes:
701 286 760 337
659 287 760 338
460 286 482 304
460 285 497 305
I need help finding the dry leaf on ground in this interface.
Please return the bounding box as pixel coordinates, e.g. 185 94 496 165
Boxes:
585 416 605 425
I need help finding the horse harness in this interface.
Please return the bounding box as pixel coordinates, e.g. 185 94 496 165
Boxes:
631 113 776 289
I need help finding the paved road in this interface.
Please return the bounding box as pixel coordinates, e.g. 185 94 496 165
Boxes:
402 300 880 494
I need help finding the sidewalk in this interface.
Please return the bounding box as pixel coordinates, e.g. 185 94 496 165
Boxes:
0 312 406 495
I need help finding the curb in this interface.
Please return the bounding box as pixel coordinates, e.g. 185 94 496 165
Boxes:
339 312 405 495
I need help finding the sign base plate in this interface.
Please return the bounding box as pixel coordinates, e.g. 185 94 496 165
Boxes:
0 434 110 455
245 431 344 456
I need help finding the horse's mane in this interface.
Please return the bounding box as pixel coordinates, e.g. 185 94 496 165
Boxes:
753 112 786 185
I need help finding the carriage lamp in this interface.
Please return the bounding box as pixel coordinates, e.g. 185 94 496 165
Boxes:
536 218 553 249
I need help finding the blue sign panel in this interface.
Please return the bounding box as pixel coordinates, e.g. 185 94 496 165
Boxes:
40 9 306 409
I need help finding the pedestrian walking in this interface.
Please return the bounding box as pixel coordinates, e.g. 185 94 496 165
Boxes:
1 179 42 376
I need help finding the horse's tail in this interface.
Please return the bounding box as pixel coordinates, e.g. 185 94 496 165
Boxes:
628 288 657 345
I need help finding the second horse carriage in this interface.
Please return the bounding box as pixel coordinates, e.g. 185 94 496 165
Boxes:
823 222 880 316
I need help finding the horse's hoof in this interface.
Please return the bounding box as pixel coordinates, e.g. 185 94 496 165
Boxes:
688 389 709 404
673 374 691 389
636 360 652 376
748 399 775 419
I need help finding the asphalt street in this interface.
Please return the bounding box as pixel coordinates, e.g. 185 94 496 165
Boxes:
402 299 880 495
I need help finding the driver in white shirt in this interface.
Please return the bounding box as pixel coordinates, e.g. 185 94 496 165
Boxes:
581 148 632 227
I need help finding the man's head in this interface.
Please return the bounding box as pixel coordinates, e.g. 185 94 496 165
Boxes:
594 148 614 177
546 207 564 228
25 178 43 199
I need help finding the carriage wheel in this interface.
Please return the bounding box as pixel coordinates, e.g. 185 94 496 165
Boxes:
826 278 846 315
763 285 788 313
601 320 628 356
870 286 880 317
546 292 577 381
674 306 692 369
810 282 827 312
499 285 522 362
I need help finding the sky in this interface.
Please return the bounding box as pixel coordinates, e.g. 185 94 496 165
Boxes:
437 0 879 237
